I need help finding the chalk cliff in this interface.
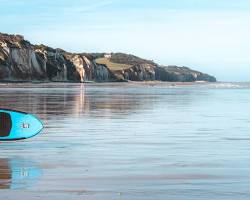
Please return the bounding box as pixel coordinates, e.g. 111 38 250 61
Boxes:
0 33 216 82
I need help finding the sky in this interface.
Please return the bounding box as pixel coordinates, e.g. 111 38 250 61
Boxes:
0 0 250 81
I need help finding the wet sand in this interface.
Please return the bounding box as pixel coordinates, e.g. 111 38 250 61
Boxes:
1 82 250 200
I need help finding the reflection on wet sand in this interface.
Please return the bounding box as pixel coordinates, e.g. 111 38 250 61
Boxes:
0 158 42 189
0 158 10 189
0 83 197 119
0 84 154 118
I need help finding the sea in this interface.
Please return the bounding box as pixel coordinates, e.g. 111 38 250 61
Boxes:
0 82 250 200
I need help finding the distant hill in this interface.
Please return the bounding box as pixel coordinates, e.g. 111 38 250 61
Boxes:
0 33 216 82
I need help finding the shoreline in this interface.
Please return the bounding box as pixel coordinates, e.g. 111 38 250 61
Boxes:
0 81 245 89
0 80 214 87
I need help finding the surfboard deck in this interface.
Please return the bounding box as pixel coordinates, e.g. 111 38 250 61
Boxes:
0 109 43 141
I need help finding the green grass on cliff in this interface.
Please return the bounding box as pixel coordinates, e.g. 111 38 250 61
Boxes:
95 58 132 71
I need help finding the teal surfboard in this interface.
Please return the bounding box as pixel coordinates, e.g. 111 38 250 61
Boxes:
0 109 43 141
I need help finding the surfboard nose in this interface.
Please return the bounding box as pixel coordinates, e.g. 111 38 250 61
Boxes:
22 114 43 138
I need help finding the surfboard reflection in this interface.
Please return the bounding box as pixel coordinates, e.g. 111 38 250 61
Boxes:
0 158 42 189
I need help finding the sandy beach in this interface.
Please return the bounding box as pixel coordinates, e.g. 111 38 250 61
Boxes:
1 82 250 200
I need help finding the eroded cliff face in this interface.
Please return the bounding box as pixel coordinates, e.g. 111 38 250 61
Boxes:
0 33 115 82
113 64 216 82
0 33 216 82
115 64 156 81
0 35 44 80
155 65 217 82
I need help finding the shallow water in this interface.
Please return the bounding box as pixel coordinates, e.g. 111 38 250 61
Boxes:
1 82 250 200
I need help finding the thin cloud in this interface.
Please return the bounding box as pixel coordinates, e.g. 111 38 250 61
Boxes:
68 0 119 13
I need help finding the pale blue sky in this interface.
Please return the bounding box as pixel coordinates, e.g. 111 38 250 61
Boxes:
1 0 250 81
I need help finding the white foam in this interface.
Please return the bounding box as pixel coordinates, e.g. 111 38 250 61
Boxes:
208 82 250 89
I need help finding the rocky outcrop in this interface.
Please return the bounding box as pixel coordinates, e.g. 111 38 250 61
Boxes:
114 64 216 82
0 33 115 82
115 64 156 81
0 33 216 82
111 54 216 82
155 65 216 82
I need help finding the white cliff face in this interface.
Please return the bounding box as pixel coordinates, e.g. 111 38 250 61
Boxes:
10 48 45 79
83 56 91 68
1 39 114 82
1 34 114 82
0 42 10 54
35 49 47 73
71 55 85 82
31 51 44 75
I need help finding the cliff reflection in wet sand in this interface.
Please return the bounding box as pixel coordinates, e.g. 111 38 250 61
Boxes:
0 83 164 118
0 159 11 189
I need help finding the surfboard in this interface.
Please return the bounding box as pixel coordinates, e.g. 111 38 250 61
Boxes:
0 109 43 141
